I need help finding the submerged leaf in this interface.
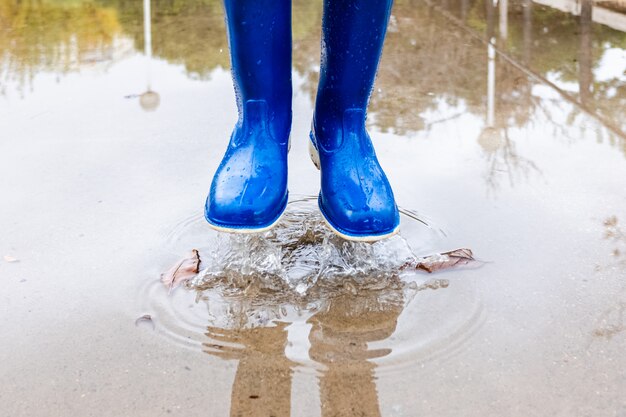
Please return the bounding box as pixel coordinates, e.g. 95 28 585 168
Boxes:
161 249 201 292
401 248 476 273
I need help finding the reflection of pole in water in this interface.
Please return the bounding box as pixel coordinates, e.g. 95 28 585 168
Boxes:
487 41 496 128
579 0 593 106
521 0 533 116
486 0 496 128
499 0 508 41
144 0 152 62
140 0 160 111
523 0 532 65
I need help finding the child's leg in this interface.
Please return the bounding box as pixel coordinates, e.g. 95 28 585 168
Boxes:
311 0 399 241
205 0 292 232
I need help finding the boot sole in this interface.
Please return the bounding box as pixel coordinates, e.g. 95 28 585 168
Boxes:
205 192 288 234
308 136 399 242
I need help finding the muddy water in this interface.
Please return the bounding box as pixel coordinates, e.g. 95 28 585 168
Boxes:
1 0 626 416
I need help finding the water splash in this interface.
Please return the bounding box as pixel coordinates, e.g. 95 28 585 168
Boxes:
189 198 443 299
140 197 483 365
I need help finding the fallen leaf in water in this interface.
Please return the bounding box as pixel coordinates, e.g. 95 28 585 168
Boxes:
161 249 201 292
3 255 18 263
135 314 155 329
401 248 476 273
418 248 475 272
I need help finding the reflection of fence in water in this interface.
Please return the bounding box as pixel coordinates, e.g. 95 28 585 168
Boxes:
535 0 626 31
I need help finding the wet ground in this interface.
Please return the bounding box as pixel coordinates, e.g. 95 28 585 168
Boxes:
1 0 626 415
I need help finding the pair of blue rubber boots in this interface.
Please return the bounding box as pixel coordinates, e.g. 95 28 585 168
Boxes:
205 0 400 241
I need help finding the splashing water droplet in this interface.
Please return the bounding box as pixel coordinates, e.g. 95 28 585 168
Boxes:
188 198 445 298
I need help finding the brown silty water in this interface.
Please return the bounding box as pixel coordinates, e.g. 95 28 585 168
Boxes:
1 0 626 416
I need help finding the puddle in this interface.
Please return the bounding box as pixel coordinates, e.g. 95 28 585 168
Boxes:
2 0 626 415
140 198 484 373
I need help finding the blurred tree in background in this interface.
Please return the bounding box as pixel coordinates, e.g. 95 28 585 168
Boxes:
0 0 121 93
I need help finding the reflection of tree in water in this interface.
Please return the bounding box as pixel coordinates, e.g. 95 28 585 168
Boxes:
99 0 323 79
441 0 626 146
0 0 122 94
372 1 487 134
202 287 404 417
3 0 626 154
291 0 626 156
100 0 230 76
478 127 540 191
291 0 536 135
476 0 542 190
90 0 626 140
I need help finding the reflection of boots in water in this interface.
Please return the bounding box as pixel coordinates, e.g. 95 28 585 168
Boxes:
204 323 294 417
205 0 292 233
308 291 404 417
309 0 400 241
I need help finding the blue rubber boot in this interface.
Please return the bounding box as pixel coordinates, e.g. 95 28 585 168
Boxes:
205 0 292 232
310 0 400 241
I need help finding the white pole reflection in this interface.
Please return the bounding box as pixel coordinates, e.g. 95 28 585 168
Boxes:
523 0 532 64
487 39 496 128
486 0 498 128
140 0 160 111
144 0 152 62
499 0 508 41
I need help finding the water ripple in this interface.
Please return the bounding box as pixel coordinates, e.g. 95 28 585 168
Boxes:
139 196 483 371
